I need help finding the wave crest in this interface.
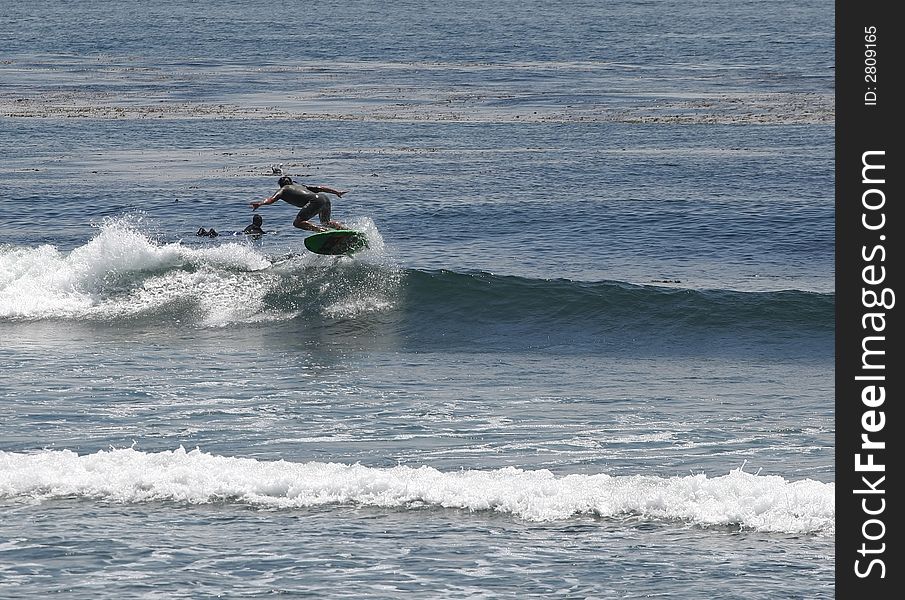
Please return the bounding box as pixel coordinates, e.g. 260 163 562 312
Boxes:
0 447 835 535
0 217 399 326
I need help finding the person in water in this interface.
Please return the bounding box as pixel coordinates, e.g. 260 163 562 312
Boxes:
250 176 348 232
243 214 265 236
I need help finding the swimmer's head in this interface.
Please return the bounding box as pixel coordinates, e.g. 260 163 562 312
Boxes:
277 176 293 187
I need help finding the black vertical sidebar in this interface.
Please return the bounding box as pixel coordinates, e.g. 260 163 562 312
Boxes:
836 0 901 596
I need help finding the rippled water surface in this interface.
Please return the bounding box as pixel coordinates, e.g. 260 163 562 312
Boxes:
1 1 835 598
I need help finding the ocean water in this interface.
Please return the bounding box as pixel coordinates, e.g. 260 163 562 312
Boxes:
0 1 835 598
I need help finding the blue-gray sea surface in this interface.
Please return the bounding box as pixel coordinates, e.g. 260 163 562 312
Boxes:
1 1 834 598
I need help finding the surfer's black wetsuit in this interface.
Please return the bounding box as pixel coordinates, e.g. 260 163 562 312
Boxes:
275 184 334 223
252 177 346 231
243 214 265 236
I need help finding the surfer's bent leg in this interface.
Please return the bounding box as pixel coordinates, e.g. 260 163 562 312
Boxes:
293 201 327 232
316 194 345 230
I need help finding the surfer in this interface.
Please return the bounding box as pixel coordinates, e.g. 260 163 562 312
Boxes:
251 176 347 233
243 214 266 237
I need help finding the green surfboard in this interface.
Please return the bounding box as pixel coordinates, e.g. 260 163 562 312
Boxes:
303 229 369 255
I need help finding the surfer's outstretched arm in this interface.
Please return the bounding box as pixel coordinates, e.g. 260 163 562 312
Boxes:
306 185 348 198
251 191 282 210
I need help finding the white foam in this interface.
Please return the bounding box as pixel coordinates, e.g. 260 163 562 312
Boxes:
0 216 404 324
0 217 273 322
0 447 835 535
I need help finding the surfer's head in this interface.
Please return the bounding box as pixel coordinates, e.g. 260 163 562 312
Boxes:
252 214 263 225
277 176 293 187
